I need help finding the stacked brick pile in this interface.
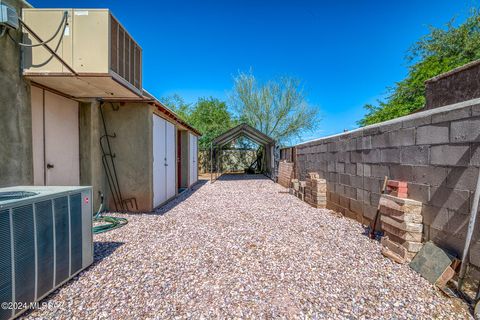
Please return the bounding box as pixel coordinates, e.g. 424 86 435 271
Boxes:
278 161 294 188
298 181 306 201
290 179 299 196
289 173 327 208
386 180 408 198
305 172 327 208
289 179 306 201
379 193 424 261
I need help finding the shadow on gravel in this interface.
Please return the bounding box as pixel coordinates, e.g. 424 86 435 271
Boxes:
151 179 208 216
19 241 125 318
216 173 271 181
150 174 270 217
93 241 124 265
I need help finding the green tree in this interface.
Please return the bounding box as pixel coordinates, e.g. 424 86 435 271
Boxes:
231 71 319 145
161 94 191 122
188 97 235 149
358 8 480 126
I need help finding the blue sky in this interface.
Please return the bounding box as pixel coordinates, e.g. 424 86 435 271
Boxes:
34 0 475 141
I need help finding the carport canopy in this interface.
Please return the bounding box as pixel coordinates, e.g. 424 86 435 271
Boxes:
210 124 277 180
212 123 275 147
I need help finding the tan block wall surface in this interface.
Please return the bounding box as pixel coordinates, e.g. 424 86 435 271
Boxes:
295 99 480 276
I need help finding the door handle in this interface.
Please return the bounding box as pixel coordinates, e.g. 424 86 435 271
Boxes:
46 163 54 169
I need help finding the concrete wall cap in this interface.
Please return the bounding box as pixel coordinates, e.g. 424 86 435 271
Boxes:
297 97 480 146
425 59 480 83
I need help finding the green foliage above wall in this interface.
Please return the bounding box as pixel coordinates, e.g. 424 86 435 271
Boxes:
358 8 480 126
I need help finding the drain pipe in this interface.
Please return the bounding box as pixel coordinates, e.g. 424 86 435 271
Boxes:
458 167 480 291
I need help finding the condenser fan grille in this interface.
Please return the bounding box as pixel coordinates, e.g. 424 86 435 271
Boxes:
0 192 37 201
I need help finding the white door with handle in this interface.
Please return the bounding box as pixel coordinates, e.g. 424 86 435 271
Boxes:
165 121 176 200
31 86 80 186
193 135 198 182
153 115 177 208
153 115 167 207
189 133 198 186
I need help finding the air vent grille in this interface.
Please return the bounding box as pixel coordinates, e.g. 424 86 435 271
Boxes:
69 194 82 275
54 197 70 286
0 210 12 320
35 200 54 299
12 205 35 314
110 18 118 74
110 15 142 91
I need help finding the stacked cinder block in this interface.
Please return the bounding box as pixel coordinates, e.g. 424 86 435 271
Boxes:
305 172 319 204
305 172 327 208
278 161 294 188
290 179 299 196
298 181 306 201
379 194 423 261
290 180 305 200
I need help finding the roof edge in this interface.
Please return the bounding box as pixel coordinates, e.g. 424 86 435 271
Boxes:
142 90 202 136
212 123 275 146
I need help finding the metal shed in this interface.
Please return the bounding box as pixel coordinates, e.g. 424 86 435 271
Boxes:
210 124 277 181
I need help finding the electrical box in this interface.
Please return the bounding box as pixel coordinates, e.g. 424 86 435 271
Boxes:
22 9 142 99
0 1 18 29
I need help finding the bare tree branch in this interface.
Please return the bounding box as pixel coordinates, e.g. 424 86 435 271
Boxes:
231 71 320 145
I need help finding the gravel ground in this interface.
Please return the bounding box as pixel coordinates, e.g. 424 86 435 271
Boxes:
25 174 471 319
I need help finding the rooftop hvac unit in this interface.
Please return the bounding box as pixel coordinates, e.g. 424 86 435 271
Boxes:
22 9 142 99
0 186 93 320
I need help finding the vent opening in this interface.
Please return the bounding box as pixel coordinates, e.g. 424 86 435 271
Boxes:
0 192 38 201
110 15 142 91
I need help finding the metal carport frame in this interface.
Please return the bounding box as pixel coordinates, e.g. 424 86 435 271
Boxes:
210 124 277 182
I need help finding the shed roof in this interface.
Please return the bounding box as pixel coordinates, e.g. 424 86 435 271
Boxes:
212 123 275 147
142 90 202 136
101 90 202 136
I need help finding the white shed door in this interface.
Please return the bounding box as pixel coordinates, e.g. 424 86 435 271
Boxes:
31 87 80 186
189 133 198 186
153 115 167 207
165 121 176 200
193 135 198 181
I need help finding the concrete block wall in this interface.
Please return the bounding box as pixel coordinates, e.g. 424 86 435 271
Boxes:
295 98 480 275
426 60 480 110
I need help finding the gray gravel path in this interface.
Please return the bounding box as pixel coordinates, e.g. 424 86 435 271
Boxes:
26 174 470 319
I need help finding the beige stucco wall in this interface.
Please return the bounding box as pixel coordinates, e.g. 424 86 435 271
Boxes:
0 0 33 187
79 100 104 210
101 103 153 212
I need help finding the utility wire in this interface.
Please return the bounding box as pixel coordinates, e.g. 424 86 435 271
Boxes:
7 11 67 47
